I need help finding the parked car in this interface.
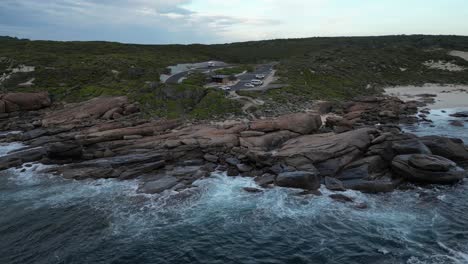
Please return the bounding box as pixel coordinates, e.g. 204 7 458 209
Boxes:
250 79 263 86
244 83 255 88
207 61 215 67
220 86 231 91
255 74 265 79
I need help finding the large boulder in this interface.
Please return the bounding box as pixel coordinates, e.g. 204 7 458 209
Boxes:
337 156 396 193
420 136 468 161
392 154 466 184
275 170 320 190
367 133 430 162
392 139 432 155
341 175 398 193
175 124 244 149
47 141 83 160
0 92 51 113
325 176 346 191
277 128 377 176
449 111 468 118
250 113 322 134
79 121 177 144
240 130 299 151
0 147 46 170
138 176 178 194
254 173 276 187
42 96 131 127
338 156 388 180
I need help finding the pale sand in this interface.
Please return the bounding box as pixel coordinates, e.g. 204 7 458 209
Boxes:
449 50 468 61
385 84 468 109
423 60 464 72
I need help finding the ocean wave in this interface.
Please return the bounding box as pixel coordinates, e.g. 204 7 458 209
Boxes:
2 165 468 263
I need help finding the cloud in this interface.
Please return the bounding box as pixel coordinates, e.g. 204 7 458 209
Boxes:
1 0 466 44
0 0 280 44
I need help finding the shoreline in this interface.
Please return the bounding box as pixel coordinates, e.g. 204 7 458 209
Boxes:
0 91 467 200
385 83 468 109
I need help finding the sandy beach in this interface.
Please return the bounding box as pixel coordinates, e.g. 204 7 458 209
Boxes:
385 84 468 109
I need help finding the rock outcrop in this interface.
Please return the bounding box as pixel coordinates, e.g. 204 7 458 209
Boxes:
325 96 421 132
0 94 467 196
392 154 466 184
0 92 51 113
42 96 138 127
250 113 322 134
276 170 320 190
419 136 468 161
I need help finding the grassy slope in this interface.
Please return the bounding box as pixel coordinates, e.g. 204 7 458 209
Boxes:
1 35 468 118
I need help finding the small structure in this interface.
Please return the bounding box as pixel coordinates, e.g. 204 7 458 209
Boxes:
211 75 231 84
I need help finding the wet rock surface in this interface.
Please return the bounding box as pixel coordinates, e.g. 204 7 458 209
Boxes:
0 93 467 195
450 111 468 118
392 154 466 184
276 170 320 190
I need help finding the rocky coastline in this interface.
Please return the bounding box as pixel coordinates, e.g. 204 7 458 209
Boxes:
0 92 467 199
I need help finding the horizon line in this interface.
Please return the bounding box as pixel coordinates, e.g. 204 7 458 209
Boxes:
2 33 468 46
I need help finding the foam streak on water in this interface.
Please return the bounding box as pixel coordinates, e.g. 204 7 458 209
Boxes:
0 142 25 156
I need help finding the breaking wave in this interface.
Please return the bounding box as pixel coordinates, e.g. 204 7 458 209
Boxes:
0 129 467 264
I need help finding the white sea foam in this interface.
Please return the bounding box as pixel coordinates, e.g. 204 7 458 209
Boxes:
99 173 425 238
0 130 21 136
0 142 25 156
437 242 468 264
2 160 468 263
7 163 52 186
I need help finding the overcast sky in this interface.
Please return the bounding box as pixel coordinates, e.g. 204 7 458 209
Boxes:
1 0 467 44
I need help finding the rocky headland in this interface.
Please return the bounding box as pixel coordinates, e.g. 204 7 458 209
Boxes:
0 92 467 200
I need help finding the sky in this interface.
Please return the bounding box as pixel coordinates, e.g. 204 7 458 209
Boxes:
0 0 467 44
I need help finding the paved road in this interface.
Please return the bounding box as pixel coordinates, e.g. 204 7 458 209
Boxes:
165 63 275 90
231 64 274 91
165 66 225 84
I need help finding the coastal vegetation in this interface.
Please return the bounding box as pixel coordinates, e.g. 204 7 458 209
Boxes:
1 35 468 118
214 65 254 75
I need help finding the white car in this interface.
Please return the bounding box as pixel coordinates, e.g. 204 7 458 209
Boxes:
255 74 265 79
244 83 255 88
250 79 263 86
220 86 231 91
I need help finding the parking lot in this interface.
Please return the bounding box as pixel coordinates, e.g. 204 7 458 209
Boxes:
230 64 275 91
162 61 277 91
